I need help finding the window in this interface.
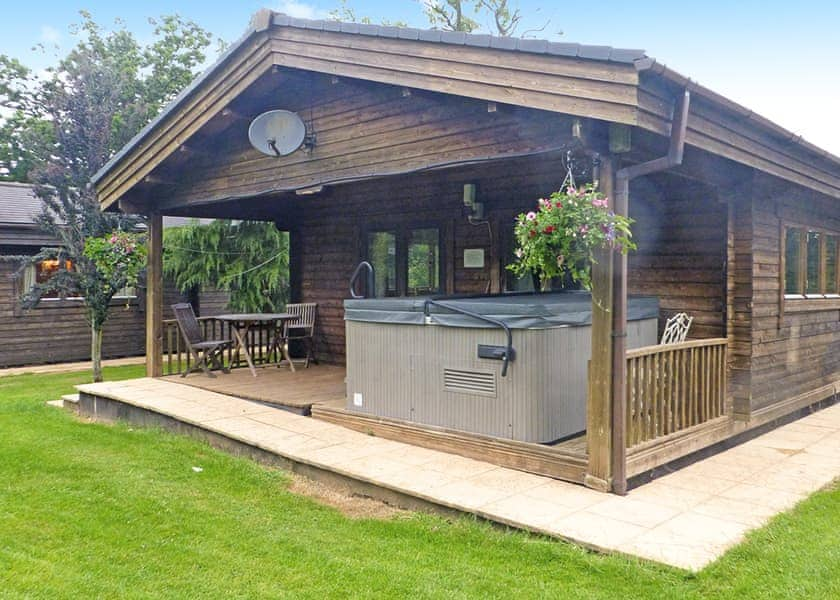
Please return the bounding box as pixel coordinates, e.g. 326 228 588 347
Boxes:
367 231 397 297
784 226 840 297
407 228 440 295
365 226 442 297
22 259 136 300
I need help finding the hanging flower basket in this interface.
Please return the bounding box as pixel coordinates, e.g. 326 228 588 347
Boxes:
508 184 636 290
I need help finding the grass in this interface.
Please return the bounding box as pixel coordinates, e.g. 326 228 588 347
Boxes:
0 365 838 599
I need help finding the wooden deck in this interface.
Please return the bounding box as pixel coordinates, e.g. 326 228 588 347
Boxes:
162 364 346 414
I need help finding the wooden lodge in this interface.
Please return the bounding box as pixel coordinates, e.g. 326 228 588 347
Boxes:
91 10 840 494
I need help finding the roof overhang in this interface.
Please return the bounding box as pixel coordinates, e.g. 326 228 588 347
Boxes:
92 10 840 211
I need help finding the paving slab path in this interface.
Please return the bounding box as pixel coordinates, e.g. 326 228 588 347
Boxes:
75 377 840 571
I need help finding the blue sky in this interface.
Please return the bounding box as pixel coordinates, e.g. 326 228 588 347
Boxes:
3 1 840 155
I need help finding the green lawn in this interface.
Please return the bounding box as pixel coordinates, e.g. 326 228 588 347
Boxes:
0 366 838 599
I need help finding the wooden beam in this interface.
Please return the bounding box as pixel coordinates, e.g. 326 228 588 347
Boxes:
143 175 176 186
585 155 616 492
146 213 164 377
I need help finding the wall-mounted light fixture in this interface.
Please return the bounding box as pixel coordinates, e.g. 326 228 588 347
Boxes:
463 183 484 220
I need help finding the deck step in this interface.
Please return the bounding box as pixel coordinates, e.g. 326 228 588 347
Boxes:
61 393 80 413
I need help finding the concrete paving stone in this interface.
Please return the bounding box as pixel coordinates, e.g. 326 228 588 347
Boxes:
586 496 682 529
421 454 499 480
617 535 719 572
427 479 515 509
375 465 460 494
654 470 739 495
690 495 778 527
641 511 746 549
328 454 409 481
523 480 608 511
627 481 714 511
548 511 648 550
480 493 579 529
377 443 448 467
719 483 805 511
467 467 550 495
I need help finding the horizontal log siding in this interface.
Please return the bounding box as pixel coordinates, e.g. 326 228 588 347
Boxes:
0 261 229 368
0 260 145 367
164 79 578 209
747 174 840 412
628 177 727 339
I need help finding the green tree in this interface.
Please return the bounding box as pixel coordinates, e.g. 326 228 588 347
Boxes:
422 0 522 35
163 221 290 313
3 12 217 380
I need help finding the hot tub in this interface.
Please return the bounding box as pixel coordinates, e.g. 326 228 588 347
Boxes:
344 292 659 443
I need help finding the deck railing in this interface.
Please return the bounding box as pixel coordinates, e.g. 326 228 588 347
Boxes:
163 317 278 376
625 338 728 448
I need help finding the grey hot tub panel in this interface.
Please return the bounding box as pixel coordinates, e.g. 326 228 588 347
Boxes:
344 293 658 443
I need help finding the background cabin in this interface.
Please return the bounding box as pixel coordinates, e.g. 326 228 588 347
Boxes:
0 181 229 367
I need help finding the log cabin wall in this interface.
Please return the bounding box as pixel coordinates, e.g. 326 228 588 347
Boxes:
291 159 729 364
0 259 146 367
0 259 229 368
628 175 727 339
746 174 840 413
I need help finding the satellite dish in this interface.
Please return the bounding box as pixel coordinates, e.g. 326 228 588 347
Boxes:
248 110 306 157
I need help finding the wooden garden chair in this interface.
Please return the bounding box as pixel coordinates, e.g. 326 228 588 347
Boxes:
171 303 232 377
275 302 318 369
660 312 693 345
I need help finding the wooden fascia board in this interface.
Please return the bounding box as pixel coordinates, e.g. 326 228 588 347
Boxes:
268 29 641 127
636 78 840 199
95 32 274 210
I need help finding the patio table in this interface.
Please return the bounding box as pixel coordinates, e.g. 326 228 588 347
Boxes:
214 313 299 377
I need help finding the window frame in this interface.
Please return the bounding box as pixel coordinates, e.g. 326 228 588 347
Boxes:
19 260 139 308
782 223 840 312
362 222 446 298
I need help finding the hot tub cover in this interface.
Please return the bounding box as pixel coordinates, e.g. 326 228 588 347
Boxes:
344 292 659 329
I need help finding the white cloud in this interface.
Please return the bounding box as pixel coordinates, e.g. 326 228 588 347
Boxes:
276 1 330 20
40 25 61 45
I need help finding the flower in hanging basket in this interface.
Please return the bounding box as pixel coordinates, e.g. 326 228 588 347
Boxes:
508 184 635 290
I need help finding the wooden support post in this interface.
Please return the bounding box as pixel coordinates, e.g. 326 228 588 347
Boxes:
146 212 164 377
585 156 617 492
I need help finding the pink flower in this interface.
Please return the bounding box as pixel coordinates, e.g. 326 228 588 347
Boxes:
592 198 609 208
579 225 589 235
526 211 537 221
538 198 550 208
567 186 578 196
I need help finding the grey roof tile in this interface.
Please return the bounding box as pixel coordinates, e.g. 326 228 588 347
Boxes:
489 36 518 50
517 39 549 53
546 42 581 57
439 31 468 44
464 34 492 48
397 28 420 40
0 182 41 225
418 29 443 43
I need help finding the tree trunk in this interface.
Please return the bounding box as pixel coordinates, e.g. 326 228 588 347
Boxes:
91 323 103 382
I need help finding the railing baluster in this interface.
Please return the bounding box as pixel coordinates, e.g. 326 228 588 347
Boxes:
626 338 727 449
